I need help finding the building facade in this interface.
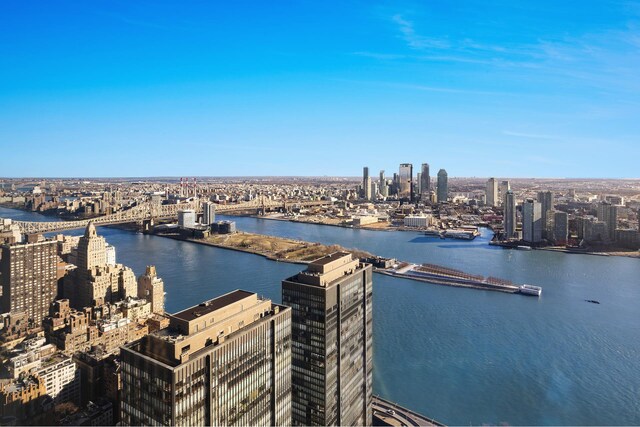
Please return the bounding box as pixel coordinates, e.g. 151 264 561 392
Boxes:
177 209 196 229
537 191 553 238
1 238 58 327
596 202 618 241
486 178 498 207
282 252 373 426
499 180 510 206
523 200 543 243
437 169 448 203
553 211 569 245
420 163 430 199
120 290 291 426
503 190 516 239
202 201 217 225
137 265 165 314
398 164 413 201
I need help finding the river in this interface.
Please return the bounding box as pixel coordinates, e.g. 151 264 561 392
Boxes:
1 207 639 425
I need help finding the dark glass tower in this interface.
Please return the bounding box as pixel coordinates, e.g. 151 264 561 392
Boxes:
282 252 373 426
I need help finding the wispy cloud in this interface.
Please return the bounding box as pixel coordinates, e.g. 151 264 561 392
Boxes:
353 51 406 60
333 79 514 97
392 15 450 50
384 10 640 94
502 130 558 139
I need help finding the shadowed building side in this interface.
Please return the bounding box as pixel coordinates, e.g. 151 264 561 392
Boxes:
282 252 373 426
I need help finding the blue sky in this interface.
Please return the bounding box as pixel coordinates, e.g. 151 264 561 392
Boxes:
1 1 639 178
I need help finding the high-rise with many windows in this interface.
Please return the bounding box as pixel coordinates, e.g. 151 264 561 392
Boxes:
420 163 430 199
597 201 618 241
503 190 517 239
537 191 553 238
398 163 413 201
523 199 543 243
437 169 448 203
486 178 498 207
120 290 291 426
282 252 373 426
1 237 58 327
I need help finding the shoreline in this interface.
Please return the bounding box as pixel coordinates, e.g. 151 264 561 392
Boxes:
150 230 525 295
3 205 637 259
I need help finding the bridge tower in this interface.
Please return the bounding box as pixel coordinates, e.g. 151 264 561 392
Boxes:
142 218 155 234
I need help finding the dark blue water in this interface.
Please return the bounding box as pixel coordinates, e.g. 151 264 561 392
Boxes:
2 208 639 425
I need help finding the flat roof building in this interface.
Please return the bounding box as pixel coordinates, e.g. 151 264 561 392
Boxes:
120 290 291 426
282 252 373 426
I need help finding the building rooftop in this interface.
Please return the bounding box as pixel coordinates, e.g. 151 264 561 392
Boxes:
310 251 352 266
172 289 254 322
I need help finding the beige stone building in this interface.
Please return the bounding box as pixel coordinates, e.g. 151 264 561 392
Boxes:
120 290 292 426
137 265 165 314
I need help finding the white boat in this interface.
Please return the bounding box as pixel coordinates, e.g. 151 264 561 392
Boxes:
443 229 480 240
519 284 542 296
517 245 532 251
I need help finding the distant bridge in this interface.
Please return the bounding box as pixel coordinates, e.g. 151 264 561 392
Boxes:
7 197 330 234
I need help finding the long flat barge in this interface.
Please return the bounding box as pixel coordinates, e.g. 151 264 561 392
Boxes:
377 262 537 295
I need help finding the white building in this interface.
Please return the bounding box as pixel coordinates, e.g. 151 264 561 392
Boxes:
105 244 116 266
403 215 432 228
177 209 196 229
202 201 216 225
36 354 81 405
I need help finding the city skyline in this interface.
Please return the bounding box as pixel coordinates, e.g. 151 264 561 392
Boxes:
2 1 640 178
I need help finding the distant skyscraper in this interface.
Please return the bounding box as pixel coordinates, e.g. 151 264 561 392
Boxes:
420 163 430 199
486 178 498 207
362 167 370 200
553 211 569 245
596 202 618 241
523 200 543 243
437 169 448 203
499 180 511 206
202 201 216 225
398 163 413 201
503 190 516 239
416 172 422 195
120 290 291 426
282 253 373 426
1 237 57 326
378 170 387 197
537 191 553 239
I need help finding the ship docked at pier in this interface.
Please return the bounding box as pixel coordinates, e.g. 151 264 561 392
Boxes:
424 226 481 240
376 261 542 296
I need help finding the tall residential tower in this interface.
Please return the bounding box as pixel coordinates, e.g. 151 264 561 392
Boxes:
1 237 58 327
420 163 430 200
437 169 448 203
398 164 413 201
486 178 498 207
282 253 373 426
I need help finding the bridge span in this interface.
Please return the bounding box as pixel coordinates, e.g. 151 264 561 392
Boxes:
4 197 330 234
